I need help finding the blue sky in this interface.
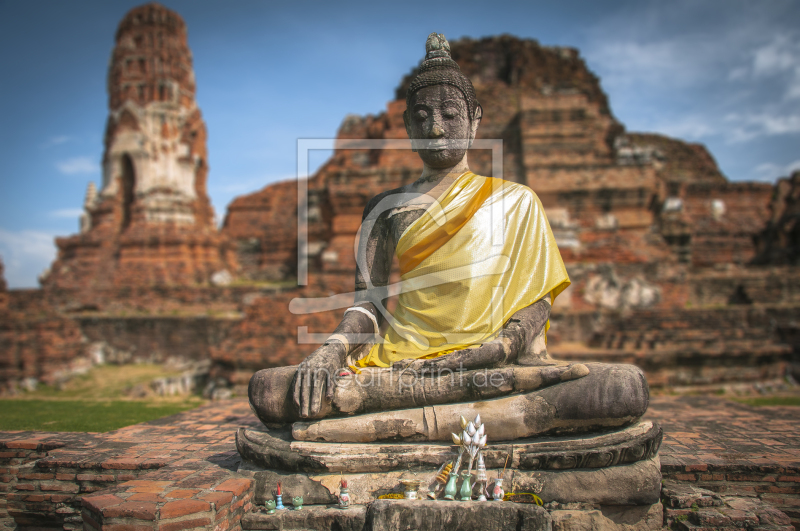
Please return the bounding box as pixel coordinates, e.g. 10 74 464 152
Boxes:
1 0 798 288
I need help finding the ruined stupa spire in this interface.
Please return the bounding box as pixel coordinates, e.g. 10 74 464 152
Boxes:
44 3 236 289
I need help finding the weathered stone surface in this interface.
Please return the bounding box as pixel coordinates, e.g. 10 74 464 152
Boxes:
550 502 663 531
252 470 336 506
512 457 662 506
290 363 648 443
238 421 661 474
43 3 236 290
241 500 664 531
242 503 366 530
661 480 795 530
248 362 589 424
333 364 589 416
661 480 722 510
367 500 551 531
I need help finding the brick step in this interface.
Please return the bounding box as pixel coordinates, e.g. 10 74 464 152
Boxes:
552 343 791 386
555 343 790 361
589 334 783 350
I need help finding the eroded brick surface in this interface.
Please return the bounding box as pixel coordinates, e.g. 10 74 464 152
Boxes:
1 399 258 530
649 395 800 529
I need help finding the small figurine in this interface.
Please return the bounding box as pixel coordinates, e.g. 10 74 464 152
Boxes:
292 496 303 510
459 470 473 501
475 454 488 501
275 482 285 510
493 454 510 501
492 478 505 501
338 478 350 509
265 499 276 514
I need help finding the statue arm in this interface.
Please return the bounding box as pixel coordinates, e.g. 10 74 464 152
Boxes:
293 196 391 418
393 293 552 373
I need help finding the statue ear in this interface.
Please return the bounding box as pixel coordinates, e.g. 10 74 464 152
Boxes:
403 111 417 152
468 104 483 148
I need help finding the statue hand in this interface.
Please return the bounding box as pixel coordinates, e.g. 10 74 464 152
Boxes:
292 342 345 418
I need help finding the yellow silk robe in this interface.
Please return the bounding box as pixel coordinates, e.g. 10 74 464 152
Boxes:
359 171 570 367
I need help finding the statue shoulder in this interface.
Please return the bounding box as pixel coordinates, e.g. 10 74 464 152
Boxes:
362 183 418 221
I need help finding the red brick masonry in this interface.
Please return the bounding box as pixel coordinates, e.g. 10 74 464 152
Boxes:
0 402 260 530
646 395 800 528
1 396 798 530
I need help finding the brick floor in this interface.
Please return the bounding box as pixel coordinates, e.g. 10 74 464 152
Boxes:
0 395 798 529
647 394 800 527
0 400 260 530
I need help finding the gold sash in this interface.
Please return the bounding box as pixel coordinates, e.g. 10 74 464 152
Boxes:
359 172 570 367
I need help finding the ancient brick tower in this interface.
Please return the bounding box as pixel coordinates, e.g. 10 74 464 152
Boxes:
44 3 236 289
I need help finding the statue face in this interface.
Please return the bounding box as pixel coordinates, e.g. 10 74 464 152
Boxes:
405 85 476 169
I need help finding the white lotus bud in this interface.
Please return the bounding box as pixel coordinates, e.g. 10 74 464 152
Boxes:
467 422 476 436
474 414 482 428
476 424 485 438
479 434 487 448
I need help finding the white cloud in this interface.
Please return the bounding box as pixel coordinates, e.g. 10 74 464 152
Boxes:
727 67 748 81
0 228 58 289
731 33 800 101
652 117 716 140
725 112 800 142
586 39 700 90
56 156 98 175
753 159 800 182
42 135 72 148
49 208 83 219
753 34 798 76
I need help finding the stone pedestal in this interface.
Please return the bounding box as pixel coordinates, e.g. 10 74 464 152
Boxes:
241 500 665 531
237 420 662 507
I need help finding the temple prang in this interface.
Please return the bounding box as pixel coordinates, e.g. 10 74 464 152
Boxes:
43 3 236 290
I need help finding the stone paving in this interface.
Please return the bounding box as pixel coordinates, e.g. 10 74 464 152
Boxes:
0 395 798 529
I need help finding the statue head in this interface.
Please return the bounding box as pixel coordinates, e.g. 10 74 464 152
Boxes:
404 33 482 169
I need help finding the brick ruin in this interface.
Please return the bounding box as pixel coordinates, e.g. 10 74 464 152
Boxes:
2 22 799 394
42 3 236 291
757 171 800 265
0 258 6 308
220 35 800 388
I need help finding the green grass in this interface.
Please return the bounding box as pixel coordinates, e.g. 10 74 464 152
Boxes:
732 396 800 407
0 398 202 432
0 364 206 432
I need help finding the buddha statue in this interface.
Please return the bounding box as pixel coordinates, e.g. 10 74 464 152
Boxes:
246 33 650 445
